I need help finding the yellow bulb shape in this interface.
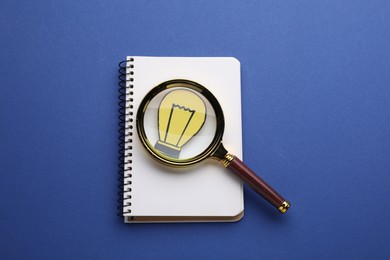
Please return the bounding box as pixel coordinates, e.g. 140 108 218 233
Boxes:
154 89 206 158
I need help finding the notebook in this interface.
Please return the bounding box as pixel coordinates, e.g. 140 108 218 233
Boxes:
118 56 243 223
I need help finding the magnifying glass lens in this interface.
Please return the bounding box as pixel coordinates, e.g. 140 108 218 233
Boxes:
142 87 217 161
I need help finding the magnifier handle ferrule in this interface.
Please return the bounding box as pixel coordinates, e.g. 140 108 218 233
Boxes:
224 155 290 213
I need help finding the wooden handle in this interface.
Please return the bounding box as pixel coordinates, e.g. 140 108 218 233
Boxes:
225 155 290 213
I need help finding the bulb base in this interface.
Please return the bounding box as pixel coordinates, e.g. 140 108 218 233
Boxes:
154 141 181 159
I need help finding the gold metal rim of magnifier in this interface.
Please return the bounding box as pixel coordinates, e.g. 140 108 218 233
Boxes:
136 79 226 167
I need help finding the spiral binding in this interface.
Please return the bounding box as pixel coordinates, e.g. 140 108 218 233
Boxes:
118 57 134 216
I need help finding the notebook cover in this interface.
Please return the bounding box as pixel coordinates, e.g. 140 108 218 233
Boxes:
119 56 244 223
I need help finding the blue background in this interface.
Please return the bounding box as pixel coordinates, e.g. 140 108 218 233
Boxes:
1 0 389 259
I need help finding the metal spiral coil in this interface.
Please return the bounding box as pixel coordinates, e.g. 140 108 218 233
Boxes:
117 58 134 216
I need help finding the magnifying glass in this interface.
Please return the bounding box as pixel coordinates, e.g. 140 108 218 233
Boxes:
136 79 290 213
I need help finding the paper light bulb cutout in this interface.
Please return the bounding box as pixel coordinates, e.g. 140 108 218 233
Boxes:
154 89 206 158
